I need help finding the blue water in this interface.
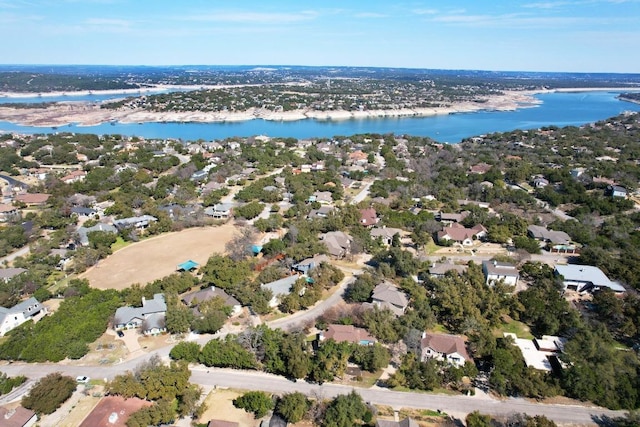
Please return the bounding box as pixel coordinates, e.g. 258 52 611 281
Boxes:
1 91 639 143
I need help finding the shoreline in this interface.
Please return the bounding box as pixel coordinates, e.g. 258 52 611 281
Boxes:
0 89 542 128
0 86 637 128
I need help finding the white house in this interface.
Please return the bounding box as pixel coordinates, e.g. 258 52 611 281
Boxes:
420 332 471 367
482 260 519 287
0 297 44 336
114 294 167 335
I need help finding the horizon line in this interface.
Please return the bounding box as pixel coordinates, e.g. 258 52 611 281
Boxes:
0 63 639 76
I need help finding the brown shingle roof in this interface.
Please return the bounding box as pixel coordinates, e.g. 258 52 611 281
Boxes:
421 333 471 361
323 324 376 344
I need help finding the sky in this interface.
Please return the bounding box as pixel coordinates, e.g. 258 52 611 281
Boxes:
1 0 639 73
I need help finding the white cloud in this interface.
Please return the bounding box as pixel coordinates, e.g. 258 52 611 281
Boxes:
354 12 387 18
178 10 319 24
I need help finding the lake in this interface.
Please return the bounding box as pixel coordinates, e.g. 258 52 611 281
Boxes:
1 91 639 143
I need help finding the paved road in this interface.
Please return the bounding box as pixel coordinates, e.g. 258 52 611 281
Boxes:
267 272 356 332
0 173 29 189
0 245 31 265
350 180 375 205
0 362 624 424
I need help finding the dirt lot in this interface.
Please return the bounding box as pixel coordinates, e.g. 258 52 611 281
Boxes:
82 224 239 290
197 388 258 427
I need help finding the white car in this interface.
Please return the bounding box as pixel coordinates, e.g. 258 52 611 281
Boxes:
76 376 90 384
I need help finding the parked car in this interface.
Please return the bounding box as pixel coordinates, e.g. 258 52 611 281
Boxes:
76 376 90 384
117 330 125 337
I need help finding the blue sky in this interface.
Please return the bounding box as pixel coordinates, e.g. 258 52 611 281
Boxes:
1 0 639 72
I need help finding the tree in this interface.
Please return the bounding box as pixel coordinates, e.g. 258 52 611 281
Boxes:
344 273 375 303
165 300 194 334
275 392 310 424
226 226 258 261
233 391 274 418
321 391 370 427
22 373 76 415
466 411 493 427
169 341 201 363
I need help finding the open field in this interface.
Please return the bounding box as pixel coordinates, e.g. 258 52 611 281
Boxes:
197 388 258 427
81 224 239 290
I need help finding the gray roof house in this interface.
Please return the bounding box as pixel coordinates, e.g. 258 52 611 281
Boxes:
261 275 302 308
370 227 403 246
182 286 242 316
429 263 467 278
527 225 571 245
0 297 44 336
320 231 353 258
204 203 234 219
554 264 625 293
76 223 118 246
114 294 167 335
112 215 157 231
292 254 329 274
368 281 409 317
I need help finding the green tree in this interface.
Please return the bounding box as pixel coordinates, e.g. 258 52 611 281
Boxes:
233 391 274 418
169 341 201 363
466 411 492 427
22 373 76 415
321 391 370 427
275 392 310 424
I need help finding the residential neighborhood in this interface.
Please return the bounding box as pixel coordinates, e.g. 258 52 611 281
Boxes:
0 110 639 427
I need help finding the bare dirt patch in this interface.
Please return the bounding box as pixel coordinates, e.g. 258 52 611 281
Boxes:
197 388 258 427
81 224 239 290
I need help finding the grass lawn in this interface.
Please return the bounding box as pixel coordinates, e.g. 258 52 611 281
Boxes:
430 324 450 334
422 240 441 255
111 236 132 252
496 318 534 340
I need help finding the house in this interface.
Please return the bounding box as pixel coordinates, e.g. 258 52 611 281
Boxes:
532 177 549 188
311 191 333 205
420 332 471 367
428 263 467 278
0 406 37 427
208 420 240 427
482 260 519 286
60 169 87 184
606 185 627 198
261 275 301 308
76 223 118 247
0 268 27 283
0 297 44 336
436 211 470 225
376 418 419 427
554 264 625 293
527 225 571 245
369 281 409 317
505 333 566 372
114 294 167 335
437 223 487 246
319 324 377 345
292 254 329 274
15 193 50 206
359 208 379 227
79 395 153 427
204 203 234 219
308 205 334 220
469 163 492 174
112 215 157 231
182 286 242 316
0 204 19 222
370 227 403 246
70 206 98 218
321 231 353 258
